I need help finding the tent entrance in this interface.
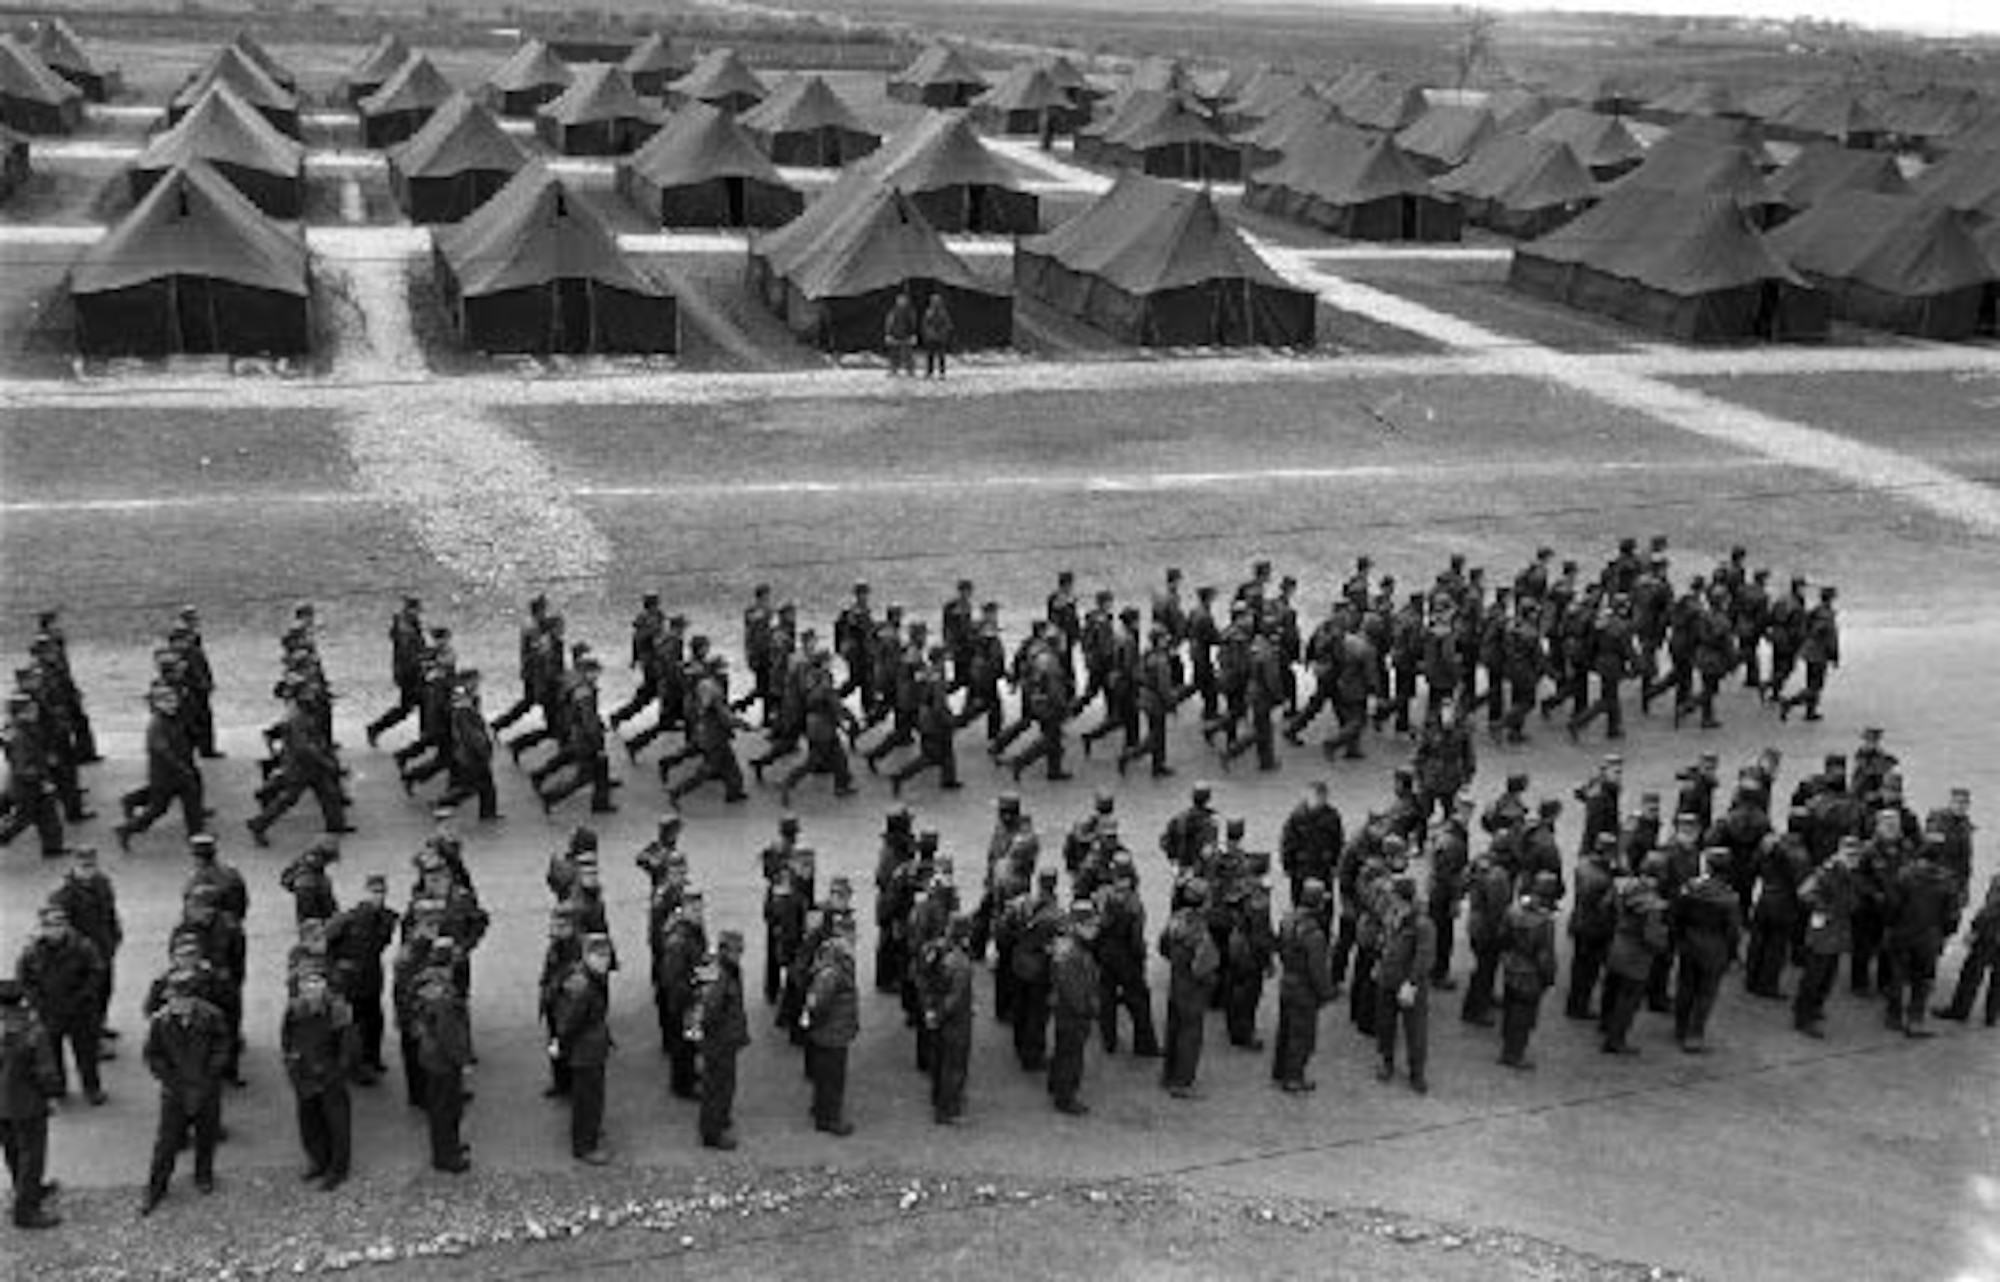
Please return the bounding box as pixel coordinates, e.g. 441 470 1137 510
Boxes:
554 278 594 353
726 176 747 226
173 276 220 354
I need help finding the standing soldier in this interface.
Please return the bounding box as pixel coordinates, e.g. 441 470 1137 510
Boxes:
1006 868 1063 1071
920 292 954 378
688 929 750 1149
1047 903 1101 1115
1745 818 1811 1000
1498 873 1560 1069
1220 848 1276 1049
553 934 614 1164
1374 873 1433 1094
1271 879 1335 1092
280 967 357 1190
118 684 206 849
1935 872 2000 1027
1778 586 1841 723
1793 841 1860 1038
326 875 397 1085
655 893 707 1099
1883 841 1962 1038
1160 782 1219 872
1460 842 1512 1029
760 817 813 1005
1427 799 1472 990
1600 855 1669 1055
1092 861 1158 1057
16 905 106 1105
280 837 340 924
1567 836 1620 1019
1279 781 1343 921
920 917 975 1125
1159 878 1220 1099
414 945 471 1173
49 846 121 1051
1672 851 1744 1053
139 968 230 1214
0 978 63 1229
800 916 859 1136
1412 697 1475 831
0 694 63 857
537 908 581 1099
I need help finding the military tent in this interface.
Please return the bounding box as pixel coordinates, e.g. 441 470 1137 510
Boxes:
1036 54 1099 108
1545 69 1642 116
70 161 310 357
230 32 294 93
386 92 528 223
1127 56 1192 98
1655 113 1776 168
169 45 298 137
739 74 879 167
1016 172 1315 347
0 123 29 203
1524 107 1644 179
1234 95 1348 174
1769 191 1994 338
343 33 410 106
27 17 108 102
535 63 658 156
860 110 1038 233
359 54 454 149
746 174 1010 353
1223 68 1312 131
1770 85 1887 149
433 165 677 354
1868 85 1982 152
1509 186 1827 342
1770 142 1906 211
1336 73 1429 133
1643 79 1749 123
1081 88 1239 181
132 83 306 218
667 48 766 115
1396 104 1497 175
1484 88 1555 133
485 39 571 118
1611 141 1791 228
618 101 802 228
971 63 1083 137
0 35 82 134
1939 106 2000 158
1738 81 1814 125
623 33 687 97
1244 129 1462 242
889 44 988 109
1917 148 2000 220
1434 134 1597 238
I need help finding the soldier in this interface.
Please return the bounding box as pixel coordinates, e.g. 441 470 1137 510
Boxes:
173 607 222 759
0 978 62 1229
1151 567 1187 645
1567 597 1634 742
1777 585 1840 723
800 915 859 1136
1794 841 1860 1038
1222 630 1284 772
365 597 428 747
1567 835 1620 1020
502 612 570 762
0 693 63 857
1220 842 1276 1049
920 916 975 1125
117 684 206 850
1412 696 1475 831
1374 872 1433 1094
1271 879 1335 1092
1092 859 1158 1057
48 845 120 1050
688 929 750 1149
1601 855 1669 1055
1764 576 1807 706
783 877 853 1045
1006 868 1064 1071
1279 781 1343 923
1047 902 1101 1115
1203 602 1253 751
533 655 617 815
1935 872 2000 1027
391 905 440 1107
1498 873 1560 1069
139 968 230 1214
553 934 614 1164
1672 850 1744 1053
1117 626 1181 779
414 945 471 1173
621 614 689 761
33 611 99 766
536 908 581 1099
1160 782 1220 871
313 876 390 1089
1460 839 1511 1029
954 608 1007 741
889 647 962 798
655 892 707 1099
609 593 666 730
1159 878 1220 1099
280 967 356 1190
1184 586 1221 720
389 630 456 784
921 292 954 378
280 836 340 924
425 671 498 822
666 656 751 807
1745 817 1811 1000
248 678 351 848
1002 632 1074 784
776 646 858 804
1883 840 1962 1038
16 905 105 1105
759 817 813 1005
490 596 550 734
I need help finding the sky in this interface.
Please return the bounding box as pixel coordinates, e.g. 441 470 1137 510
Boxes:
1418 0 1999 37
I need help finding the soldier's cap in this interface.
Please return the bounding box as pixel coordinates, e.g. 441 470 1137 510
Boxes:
1393 767 1414 784
828 874 853 893
853 581 871 594
1674 811 1701 827
429 625 452 640
37 904 68 926
667 613 689 627
997 792 1022 812
1952 786 1972 800
1036 867 1059 885
1862 727 1884 739
1225 817 1247 838
305 835 340 860
1824 753 1847 768
430 803 458 823
1821 586 1838 600
1532 871 1562 898
1119 605 1140 620
1561 559 1579 573
779 814 802 834
1300 877 1328 900
1192 782 1214 802
1640 791 1661 805
1603 753 1623 767
6 691 35 710
778 600 798 615
570 826 600 852
364 873 388 891
583 933 613 953
428 938 458 959
1069 898 1099 921
1538 798 1562 817
1381 834 1409 856
1092 588 1114 604
1595 833 1619 850
1164 567 1183 581
0 979 23 1006
717 929 746 952
1197 585 1217 599
1182 878 1211 904
658 812 684 832
180 604 201 619
918 828 939 845
1618 536 1637 552
164 968 201 994
885 804 913 828
1698 751 1718 765
411 897 446 919
1094 788 1116 812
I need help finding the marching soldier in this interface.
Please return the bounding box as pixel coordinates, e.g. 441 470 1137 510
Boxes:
0 978 63 1229
117 684 206 849
1778 586 1840 723
365 597 427 747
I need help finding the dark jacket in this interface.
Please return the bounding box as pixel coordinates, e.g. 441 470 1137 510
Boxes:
1887 861 1963 957
144 998 230 1109
1276 910 1336 1006
0 1007 61 1120
17 931 105 1028
1050 936 1101 1022
281 994 358 1097
1672 876 1744 968
554 966 612 1068
692 959 750 1054
803 941 859 1048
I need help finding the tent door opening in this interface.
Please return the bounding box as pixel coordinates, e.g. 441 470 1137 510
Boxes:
726 176 747 226
554 278 594 354
173 276 220 354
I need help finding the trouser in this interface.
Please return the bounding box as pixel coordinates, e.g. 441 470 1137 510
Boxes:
669 744 747 802
1375 986 1428 1080
541 751 614 811
250 771 346 834
1048 1015 1088 1106
924 344 947 378
622 689 683 755
440 763 498 819
1779 660 1829 717
1223 705 1277 769
1330 913 1356 987
1082 691 1137 752
1793 951 1840 1028
49 1018 101 1098
546 1023 570 1096
1745 917 1792 995
611 673 660 726
0 785 62 854
367 685 422 741
569 1063 605 1156
700 1047 738 1142
1567 935 1609 1017
1429 899 1457 984
1570 675 1624 738
1098 971 1159 1054
1013 978 1050 1068
1 1114 49 1225
1500 986 1542 1063
1678 671 1721 726
1271 990 1319 1082
1941 938 2000 1024
147 1089 220 1196
666 1004 700 1097
295 1083 351 1178
1882 946 1937 1030
888 733 958 790
1161 999 1205 1088
1646 949 1675 1010
1284 678 1333 739
1499 675 1538 741
1118 706 1170 775
806 1043 848 1127
1673 952 1724 1043
124 774 205 836
1601 972 1647 1048
1223 968 1262 1045
1463 942 1500 1022
1349 945 1378 1034
425 1067 464 1167
399 1028 426 1106
1008 717 1067 778
1767 648 1799 702
931 1018 970 1120
1850 904 1885 993
955 684 1004 739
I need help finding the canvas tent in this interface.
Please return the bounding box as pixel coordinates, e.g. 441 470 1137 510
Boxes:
1870 85 1983 152
485 39 571 118
231 32 294 93
739 74 879 167
1016 172 1315 347
70 161 310 357
1644 79 1749 123
359 54 453 149
1223 68 1312 130
1336 73 1429 133
1611 141 1791 228
432 165 677 354
132 82 306 218
0 34 82 134
1524 107 1644 179
1080 88 1239 181
1037 54 1098 107
1485 88 1556 133
1244 129 1462 242
0 123 29 203
889 44 988 108
1434 134 1597 238
1770 85 1888 149
971 63 1083 137
667 48 766 115
343 32 409 106
1396 104 1497 174
1234 95 1346 174
1655 113 1776 167
1546 69 1642 116
169 45 298 137
535 63 658 156
1509 186 1827 342
622 33 687 97
1770 142 1906 211
618 101 802 228
386 91 528 223
746 175 1010 353
1769 191 1994 338
859 110 1038 233
1914 148 2000 220
27 17 108 101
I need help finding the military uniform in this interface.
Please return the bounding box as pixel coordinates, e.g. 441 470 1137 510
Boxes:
690 932 750 1148
141 977 230 1213
0 981 62 1229
1271 892 1335 1090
